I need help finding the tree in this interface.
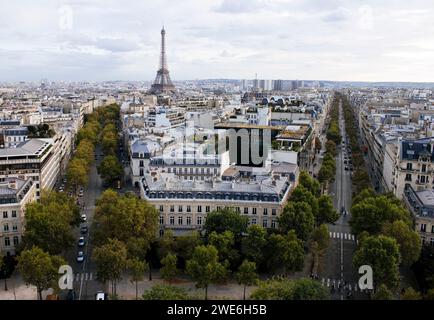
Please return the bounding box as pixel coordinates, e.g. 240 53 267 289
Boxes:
318 163 334 184
93 238 128 296
235 260 259 300
75 139 95 165
311 224 330 252
101 130 118 155
175 231 202 266
298 171 321 197
158 229 176 260
142 284 190 300
425 288 434 300
186 245 227 300
98 155 123 186
208 230 239 269
352 188 376 206
128 258 147 300
278 201 314 241
289 186 318 217
250 278 329 300
401 287 422 300
281 230 305 275
350 195 412 235
317 195 339 225
353 235 401 290
372 284 395 300
160 253 179 284
382 220 421 266
66 157 89 191
203 208 248 236
22 191 80 254
241 225 267 266
92 190 158 259
17 247 65 300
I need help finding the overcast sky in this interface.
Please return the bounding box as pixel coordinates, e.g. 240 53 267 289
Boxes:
1 0 434 82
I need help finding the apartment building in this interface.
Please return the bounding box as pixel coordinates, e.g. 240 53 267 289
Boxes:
0 177 36 255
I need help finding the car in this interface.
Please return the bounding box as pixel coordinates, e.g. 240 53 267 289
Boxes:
78 237 85 247
344 166 349 171
95 291 107 300
63 178 67 183
79 190 84 197
344 160 347 164
81 214 87 222
80 226 88 234
76 251 85 263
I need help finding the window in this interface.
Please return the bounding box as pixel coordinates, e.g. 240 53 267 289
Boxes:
3 224 9 232
170 216 175 225
263 219 268 228
216 206 221 211
159 229 164 237
139 160 144 167
421 224 427 232
170 205 175 213
236 207 240 213
244 207 249 214
12 224 17 232
205 206 210 213
272 209 277 216
186 216 191 225
251 218 257 225
11 210 17 218
197 216 202 225
159 216 164 225
263 208 268 216
159 205 164 212
178 205 183 213
406 163 412 170
198 206 202 213
13 236 19 246
271 219 276 229
422 164 427 173
178 216 183 225
187 205 191 213
3 211 7 219
139 168 144 176
405 174 412 182
252 208 257 215
4 237 10 247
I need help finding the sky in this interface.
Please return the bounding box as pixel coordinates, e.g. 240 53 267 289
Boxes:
1 0 434 82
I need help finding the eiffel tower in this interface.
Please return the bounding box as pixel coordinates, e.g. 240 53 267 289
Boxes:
150 26 175 94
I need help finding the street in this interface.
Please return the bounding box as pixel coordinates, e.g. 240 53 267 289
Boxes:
317 98 364 300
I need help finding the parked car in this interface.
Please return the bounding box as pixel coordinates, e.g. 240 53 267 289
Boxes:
78 237 85 247
80 226 88 234
345 166 349 171
81 214 87 222
76 251 85 263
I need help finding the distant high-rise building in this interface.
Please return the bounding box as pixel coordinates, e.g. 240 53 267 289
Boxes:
150 26 175 94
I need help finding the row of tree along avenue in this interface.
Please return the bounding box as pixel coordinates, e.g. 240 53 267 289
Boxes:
318 95 340 189
8 104 121 300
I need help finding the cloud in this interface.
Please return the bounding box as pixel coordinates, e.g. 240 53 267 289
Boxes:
0 0 434 82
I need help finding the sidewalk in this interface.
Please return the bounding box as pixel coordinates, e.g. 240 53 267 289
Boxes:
0 274 53 300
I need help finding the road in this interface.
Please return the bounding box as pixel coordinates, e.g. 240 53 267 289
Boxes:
63 146 106 300
318 98 364 300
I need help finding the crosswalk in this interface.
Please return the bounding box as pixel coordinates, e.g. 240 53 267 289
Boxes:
321 277 359 292
329 232 356 242
74 272 94 282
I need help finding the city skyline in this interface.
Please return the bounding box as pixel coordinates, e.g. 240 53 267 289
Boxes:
1 0 434 82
